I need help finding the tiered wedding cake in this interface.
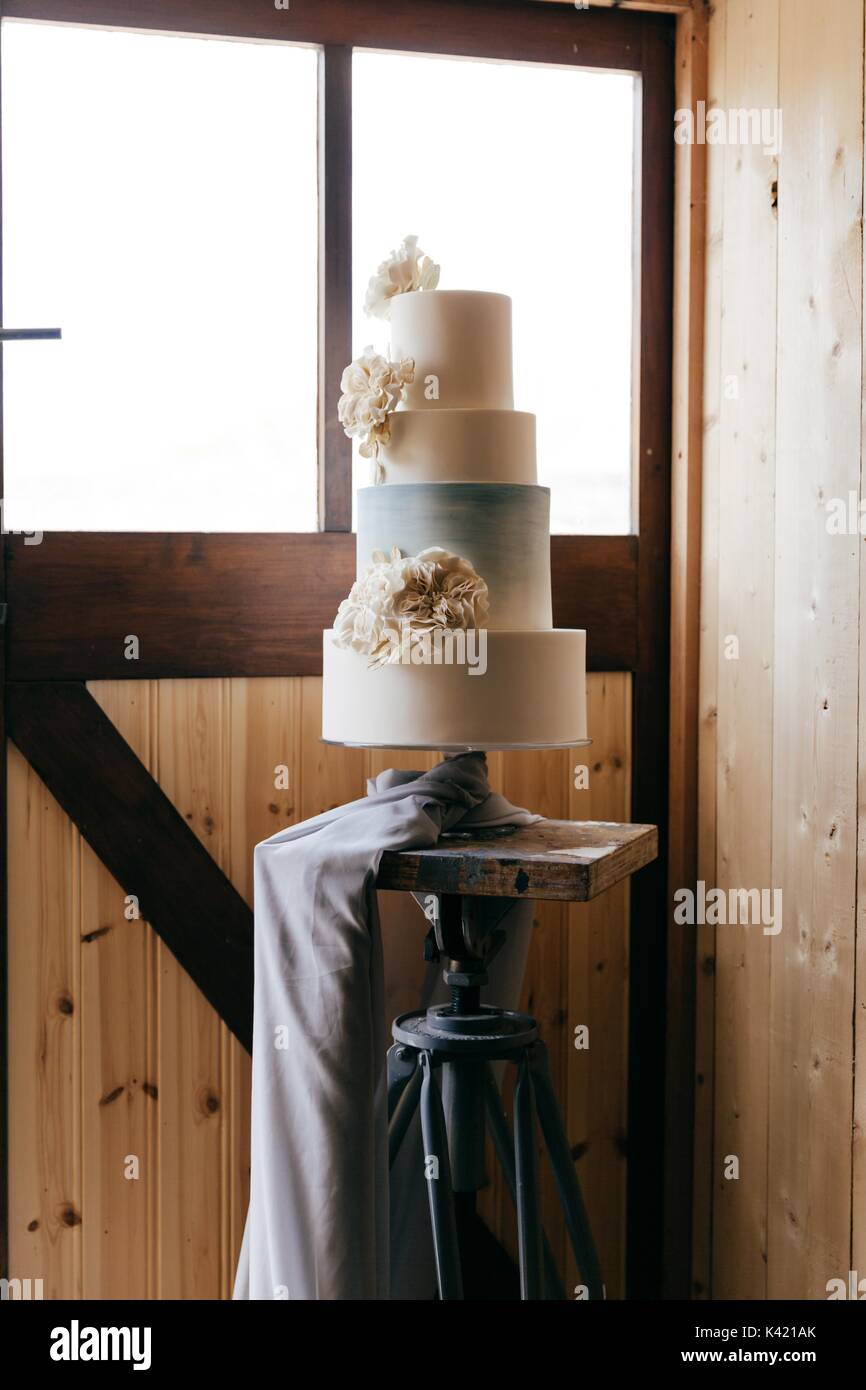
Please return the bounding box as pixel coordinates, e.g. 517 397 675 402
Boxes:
322 239 587 750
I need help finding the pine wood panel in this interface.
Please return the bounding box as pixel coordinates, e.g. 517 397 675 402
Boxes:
692 0 725 1301
702 0 865 1303
8 673 632 1298
81 683 158 1300
665 0 708 1299
226 677 302 1274
7 745 82 1298
567 673 631 1299
7 681 254 1051
711 0 780 1302
768 0 862 1300
299 677 367 821
153 680 229 1298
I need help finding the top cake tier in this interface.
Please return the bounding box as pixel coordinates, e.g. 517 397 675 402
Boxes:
390 290 513 410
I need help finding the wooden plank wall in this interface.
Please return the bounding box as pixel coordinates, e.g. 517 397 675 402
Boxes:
7 672 631 1299
698 0 865 1300
691 0 723 1300
665 0 707 1298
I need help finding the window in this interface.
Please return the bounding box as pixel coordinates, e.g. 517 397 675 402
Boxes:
3 21 637 538
352 50 635 534
2 21 318 531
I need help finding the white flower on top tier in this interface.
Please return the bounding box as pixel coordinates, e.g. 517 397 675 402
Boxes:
332 546 489 668
363 235 440 321
337 347 415 479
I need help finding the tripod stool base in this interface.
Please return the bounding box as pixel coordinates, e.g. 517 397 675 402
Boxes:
387 1007 604 1301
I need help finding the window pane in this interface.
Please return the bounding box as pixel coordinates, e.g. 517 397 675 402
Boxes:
2 21 318 531
352 51 635 534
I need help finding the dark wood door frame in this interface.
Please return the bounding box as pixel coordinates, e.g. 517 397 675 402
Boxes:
4 532 640 679
629 16 674 1301
0 0 678 1299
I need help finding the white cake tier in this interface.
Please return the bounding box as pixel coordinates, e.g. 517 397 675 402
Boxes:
357 482 552 630
322 629 587 750
380 408 536 485
390 290 513 410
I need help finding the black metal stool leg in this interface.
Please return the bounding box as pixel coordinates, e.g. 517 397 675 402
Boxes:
483 1063 566 1299
387 1042 417 1120
388 1044 422 1168
389 1067 422 1168
513 1054 544 1300
418 1051 463 1300
528 1039 604 1299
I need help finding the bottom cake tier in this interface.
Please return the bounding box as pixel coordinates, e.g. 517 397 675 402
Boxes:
321 629 587 750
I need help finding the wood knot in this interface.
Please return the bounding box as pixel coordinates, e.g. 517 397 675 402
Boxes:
99 1085 125 1107
57 995 74 1016
61 1205 81 1228
198 1088 220 1116
81 925 112 944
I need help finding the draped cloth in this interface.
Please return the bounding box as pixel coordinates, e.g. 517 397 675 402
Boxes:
232 751 540 1301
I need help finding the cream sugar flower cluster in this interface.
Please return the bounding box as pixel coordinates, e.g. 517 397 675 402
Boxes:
337 349 414 481
338 237 440 480
333 546 490 669
363 234 440 321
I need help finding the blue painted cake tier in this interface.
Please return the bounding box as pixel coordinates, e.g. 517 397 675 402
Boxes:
356 482 552 631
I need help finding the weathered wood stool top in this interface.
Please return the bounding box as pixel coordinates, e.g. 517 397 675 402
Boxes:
376 819 658 903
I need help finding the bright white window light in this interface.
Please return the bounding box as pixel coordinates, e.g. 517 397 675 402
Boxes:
2 21 319 531
352 50 635 535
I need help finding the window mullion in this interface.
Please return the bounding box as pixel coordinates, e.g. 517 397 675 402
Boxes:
317 44 353 533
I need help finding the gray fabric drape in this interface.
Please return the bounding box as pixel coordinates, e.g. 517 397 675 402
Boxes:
233 751 539 1301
